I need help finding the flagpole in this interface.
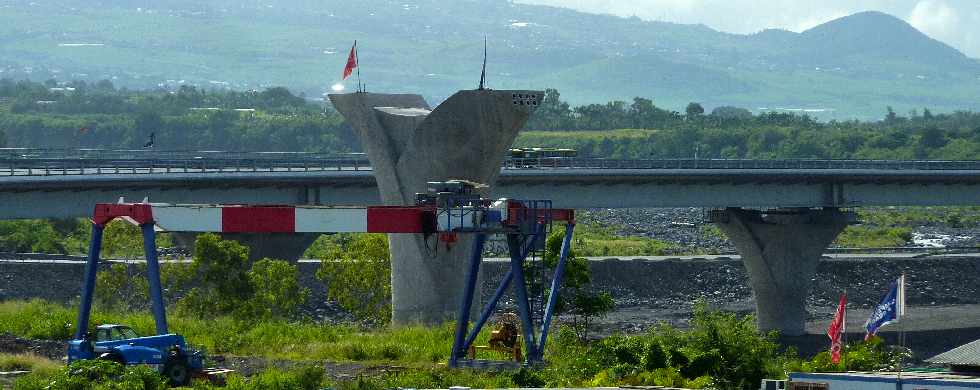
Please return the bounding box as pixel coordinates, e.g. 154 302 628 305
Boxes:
842 289 847 371
355 41 362 92
897 274 906 377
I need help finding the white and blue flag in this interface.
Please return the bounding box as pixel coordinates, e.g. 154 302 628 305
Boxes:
864 275 906 340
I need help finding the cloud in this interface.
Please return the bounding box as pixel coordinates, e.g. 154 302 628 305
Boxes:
909 0 959 39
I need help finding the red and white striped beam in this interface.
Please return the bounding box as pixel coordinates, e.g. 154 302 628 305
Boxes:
94 203 435 233
92 202 573 234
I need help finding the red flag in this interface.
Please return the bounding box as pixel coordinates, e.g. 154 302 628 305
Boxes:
342 41 358 80
827 292 847 364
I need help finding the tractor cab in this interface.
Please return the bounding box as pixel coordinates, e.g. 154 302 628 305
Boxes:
95 324 140 342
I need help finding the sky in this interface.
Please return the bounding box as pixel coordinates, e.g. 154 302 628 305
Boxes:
516 0 980 58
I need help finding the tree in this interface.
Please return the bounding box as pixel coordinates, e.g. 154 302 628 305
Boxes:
246 258 309 320
884 106 898 123
685 102 704 119
710 106 752 121
525 88 573 130
315 234 392 324
544 228 614 340
177 233 253 317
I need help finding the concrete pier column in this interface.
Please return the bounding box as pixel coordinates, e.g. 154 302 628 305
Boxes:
330 90 541 324
713 208 851 335
169 232 319 262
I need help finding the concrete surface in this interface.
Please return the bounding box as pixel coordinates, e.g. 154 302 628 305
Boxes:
329 90 541 324
715 208 851 336
1 168 979 219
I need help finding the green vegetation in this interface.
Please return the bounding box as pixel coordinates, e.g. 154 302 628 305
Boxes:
0 299 457 363
0 79 353 152
858 207 980 228
2 79 980 163
0 218 171 257
835 226 913 248
1 299 906 389
2 3 978 118
543 228 616 340
315 233 392 324
832 207 980 248
573 223 677 257
0 353 61 376
791 337 909 373
519 89 980 160
13 359 168 390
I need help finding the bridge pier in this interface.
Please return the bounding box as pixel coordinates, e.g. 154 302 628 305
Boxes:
171 232 319 262
712 207 852 335
330 90 540 324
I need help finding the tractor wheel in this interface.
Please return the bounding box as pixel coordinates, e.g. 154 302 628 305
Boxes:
164 358 190 386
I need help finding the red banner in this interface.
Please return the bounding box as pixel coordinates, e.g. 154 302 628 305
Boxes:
827 292 847 364
342 41 357 80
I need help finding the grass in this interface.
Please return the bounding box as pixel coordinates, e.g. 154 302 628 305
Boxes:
0 300 503 365
0 353 61 374
572 223 677 257
834 226 913 248
0 352 62 389
858 207 980 229
518 128 659 141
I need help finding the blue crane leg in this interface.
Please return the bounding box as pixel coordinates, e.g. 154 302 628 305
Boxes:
463 228 541 349
507 232 538 363
141 223 168 335
450 233 487 367
75 223 105 339
463 268 511 349
537 222 576 358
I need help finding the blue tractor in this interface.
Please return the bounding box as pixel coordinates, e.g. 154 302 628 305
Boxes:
67 204 210 386
67 324 204 385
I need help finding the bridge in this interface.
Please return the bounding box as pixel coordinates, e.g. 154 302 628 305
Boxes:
0 152 977 219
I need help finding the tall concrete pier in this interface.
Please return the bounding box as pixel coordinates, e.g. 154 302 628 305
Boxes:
714 208 851 335
330 90 541 324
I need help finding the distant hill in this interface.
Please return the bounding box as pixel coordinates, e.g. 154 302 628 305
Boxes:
1 1 978 119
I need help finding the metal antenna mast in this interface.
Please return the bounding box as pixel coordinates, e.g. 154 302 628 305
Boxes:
478 36 487 90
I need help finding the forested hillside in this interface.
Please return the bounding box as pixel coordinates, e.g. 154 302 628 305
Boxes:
1 79 978 160
0 79 356 152
518 89 980 160
1 1 978 118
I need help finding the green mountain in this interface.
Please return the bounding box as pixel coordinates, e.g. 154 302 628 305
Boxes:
1 1 978 119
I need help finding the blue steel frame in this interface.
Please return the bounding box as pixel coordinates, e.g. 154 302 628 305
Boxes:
74 221 169 340
448 222 576 367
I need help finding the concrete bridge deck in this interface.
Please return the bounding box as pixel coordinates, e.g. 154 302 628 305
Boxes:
0 158 977 219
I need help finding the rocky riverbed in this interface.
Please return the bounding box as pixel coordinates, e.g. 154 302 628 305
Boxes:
577 207 980 251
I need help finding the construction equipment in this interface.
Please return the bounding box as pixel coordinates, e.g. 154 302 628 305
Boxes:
467 313 522 362
68 204 216 385
71 180 574 370
67 324 203 385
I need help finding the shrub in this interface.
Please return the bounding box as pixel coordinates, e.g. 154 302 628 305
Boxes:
225 366 324 390
544 228 615 340
245 258 309 320
13 359 167 390
177 233 252 317
316 233 391 324
798 336 909 373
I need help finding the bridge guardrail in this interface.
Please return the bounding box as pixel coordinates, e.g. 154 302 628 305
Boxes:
501 158 980 171
0 152 979 177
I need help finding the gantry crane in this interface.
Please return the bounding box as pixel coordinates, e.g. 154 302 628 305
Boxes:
72 180 575 370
